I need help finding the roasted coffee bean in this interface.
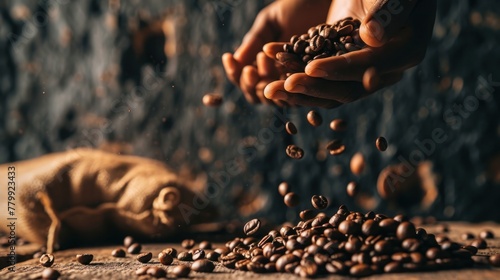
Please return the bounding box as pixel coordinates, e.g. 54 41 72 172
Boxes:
127 243 142 254
308 26 319 38
437 223 449 232
346 181 358 197
299 209 316 221
470 238 487 249
192 249 206 261
284 192 300 207
307 110 323 127
326 139 346 156
311 195 328 210
396 222 417 240
206 251 221 261
379 218 399 235
278 182 290 196
345 236 363 253
258 234 272 247
361 219 381 236
285 121 297 135
313 53 329 60
158 252 173 265
283 43 293 53
39 253 55 267
479 230 494 239
76 254 93 265
320 27 337 40
350 152 365 175
338 24 354 36
136 252 152 263
338 220 361 235
309 35 325 52
293 39 308 54
374 240 393 254
135 266 149 276
181 239 195 249
384 261 403 273
244 218 261 235
286 145 304 159
42 268 60 280
146 267 166 278
290 35 299 45
123 236 135 247
402 238 420 252
330 119 347 131
162 247 177 257
350 263 372 277
276 52 305 72
202 93 223 107
111 248 126 258
198 241 212 250
276 254 299 272
461 232 475 240
191 259 215 272
177 251 193 261
490 254 500 267
462 245 478 255
376 137 388 151
172 265 191 277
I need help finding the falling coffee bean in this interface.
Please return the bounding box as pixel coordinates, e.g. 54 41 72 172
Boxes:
326 139 346 156
181 239 196 249
350 152 365 175
111 248 126 258
39 253 55 267
42 268 60 280
479 230 494 239
286 144 304 159
172 265 191 277
127 243 142 254
76 254 93 265
278 182 291 196
244 218 261 236
346 181 358 197
311 195 328 210
136 252 153 263
285 121 298 135
307 110 323 127
191 259 215 272
284 192 299 207
202 93 223 107
490 254 500 267
329 119 347 131
123 236 134 247
158 252 173 265
376 137 388 151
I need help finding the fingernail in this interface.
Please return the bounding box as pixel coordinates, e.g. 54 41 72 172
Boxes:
366 20 384 41
288 84 306 93
272 90 288 100
308 68 328 78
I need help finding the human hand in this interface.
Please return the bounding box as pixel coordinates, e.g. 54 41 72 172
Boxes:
263 0 437 108
222 0 332 105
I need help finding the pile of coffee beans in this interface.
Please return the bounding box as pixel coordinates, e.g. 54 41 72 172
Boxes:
277 17 365 73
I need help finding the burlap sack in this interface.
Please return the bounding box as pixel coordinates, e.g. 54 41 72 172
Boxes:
0 148 215 253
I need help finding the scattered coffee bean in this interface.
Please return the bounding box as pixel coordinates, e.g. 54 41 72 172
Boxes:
181 239 196 249
162 247 177 257
111 248 126 258
285 121 298 135
42 268 60 280
479 230 494 239
346 181 358 197
329 119 347 131
192 249 206 261
286 144 304 159
136 252 152 263
326 139 346 156
278 182 291 196
376 137 388 151
202 93 223 107
311 195 328 210
307 110 323 127
470 239 487 249
199 241 212 250
135 266 149 276
207 251 221 261
76 254 93 265
461 232 475 240
490 254 500 267
284 192 299 207
127 243 142 254
158 252 173 265
147 266 167 278
177 251 193 261
123 236 134 247
244 218 261 236
172 265 191 277
350 152 365 175
39 254 54 267
191 259 215 272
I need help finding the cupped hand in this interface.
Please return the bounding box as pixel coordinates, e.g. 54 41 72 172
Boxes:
263 0 437 108
222 0 332 105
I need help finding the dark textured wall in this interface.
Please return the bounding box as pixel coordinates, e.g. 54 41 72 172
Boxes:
1 0 499 224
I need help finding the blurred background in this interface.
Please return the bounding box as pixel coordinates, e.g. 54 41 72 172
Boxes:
0 0 499 225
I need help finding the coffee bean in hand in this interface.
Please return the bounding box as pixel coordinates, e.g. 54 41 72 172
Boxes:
244 218 261 236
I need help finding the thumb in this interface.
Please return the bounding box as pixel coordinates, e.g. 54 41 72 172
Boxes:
360 0 418 47
233 12 276 66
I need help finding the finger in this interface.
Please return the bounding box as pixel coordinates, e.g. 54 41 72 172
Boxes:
222 53 243 86
284 73 365 104
263 80 342 109
240 65 260 104
263 42 288 60
255 80 273 105
360 0 418 47
257 52 280 79
363 67 404 93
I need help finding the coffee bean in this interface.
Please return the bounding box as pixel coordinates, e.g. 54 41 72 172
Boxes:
285 121 297 135
284 192 299 207
198 241 212 250
350 152 365 175
361 219 380 236
244 218 261 235
338 220 361 235
490 254 500 267
42 268 60 280
147 266 166 278
470 238 487 249
346 181 358 197
338 24 354 36
276 52 305 72
177 251 193 261
136 252 152 263
286 144 304 159
127 243 142 254
384 261 403 273
329 119 347 131
135 266 149 276
461 232 475 240
123 236 134 247
379 218 399 235
307 110 323 127
39 253 55 267
158 252 173 265
202 93 223 107
181 239 196 249
162 247 177 257
462 245 478 255
293 39 308 54
479 230 494 239
396 222 417 240
191 259 215 272
111 248 126 258
299 209 316 220
206 251 221 261
326 139 346 156
376 137 388 151
311 195 328 210
350 263 372 277
290 35 299 45
283 43 293 53
278 182 291 196
76 254 93 265
192 249 206 260
172 265 191 277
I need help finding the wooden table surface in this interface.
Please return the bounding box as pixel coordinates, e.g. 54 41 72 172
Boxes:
1 222 499 279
